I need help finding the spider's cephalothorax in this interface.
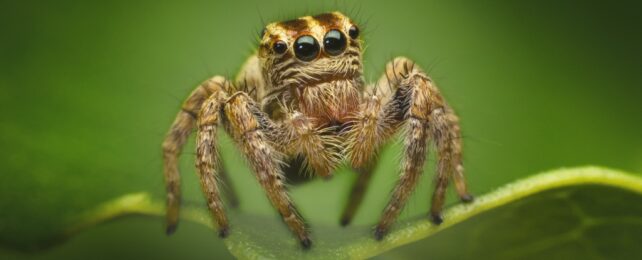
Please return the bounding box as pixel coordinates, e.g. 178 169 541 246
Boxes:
162 11 473 249
258 13 364 126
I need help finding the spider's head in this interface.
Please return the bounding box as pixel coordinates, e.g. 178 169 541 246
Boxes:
258 12 363 89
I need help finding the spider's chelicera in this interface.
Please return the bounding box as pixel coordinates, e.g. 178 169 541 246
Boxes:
162 12 473 249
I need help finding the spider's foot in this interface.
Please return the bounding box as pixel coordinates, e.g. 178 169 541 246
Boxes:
227 199 240 209
225 191 240 208
430 213 444 225
218 227 230 238
166 223 177 235
340 217 351 227
374 225 388 241
300 236 313 249
460 194 474 203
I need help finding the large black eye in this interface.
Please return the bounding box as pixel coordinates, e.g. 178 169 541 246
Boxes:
294 35 320 61
273 41 287 54
323 30 347 56
348 25 359 39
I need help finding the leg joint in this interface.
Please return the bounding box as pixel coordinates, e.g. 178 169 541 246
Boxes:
181 108 198 119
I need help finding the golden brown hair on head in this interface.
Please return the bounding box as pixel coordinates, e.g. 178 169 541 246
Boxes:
276 12 348 30
277 17 309 33
312 12 343 28
260 12 352 43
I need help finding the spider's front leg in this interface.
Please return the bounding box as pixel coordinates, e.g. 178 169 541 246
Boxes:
193 81 233 238
340 92 399 226
348 57 473 240
205 92 312 248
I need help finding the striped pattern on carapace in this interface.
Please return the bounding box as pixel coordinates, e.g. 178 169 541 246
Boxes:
161 11 473 249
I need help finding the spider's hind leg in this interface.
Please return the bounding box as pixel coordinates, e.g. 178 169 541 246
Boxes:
340 164 375 226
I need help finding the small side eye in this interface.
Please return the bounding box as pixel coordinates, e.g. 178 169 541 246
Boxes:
273 41 288 54
294 35 320 61
323 29 347 56
348 25 359 39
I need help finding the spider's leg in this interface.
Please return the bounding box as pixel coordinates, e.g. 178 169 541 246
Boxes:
368 57 472 240
162 76 231 234
234 54 267 102
196 85 231 237
221 93 311 248
339 164 375 226
162 54 265 235
341 69 403 226
218 160 239 208
208 53 269 209
374 107 430 240
429 106 473 223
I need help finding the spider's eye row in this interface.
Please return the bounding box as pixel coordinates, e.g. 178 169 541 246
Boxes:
348 25 359 39
323 29 347 56
294 35 320 61
273 41 288 54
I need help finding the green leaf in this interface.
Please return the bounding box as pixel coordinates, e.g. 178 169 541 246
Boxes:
19 166 641 259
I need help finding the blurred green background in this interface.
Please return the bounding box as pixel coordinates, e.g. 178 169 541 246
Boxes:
1 0 641 259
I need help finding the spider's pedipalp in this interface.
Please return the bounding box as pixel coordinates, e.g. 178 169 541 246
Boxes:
345 92 397 168
276 111 343 179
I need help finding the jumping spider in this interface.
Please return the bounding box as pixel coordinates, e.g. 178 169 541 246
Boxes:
162 12 473 249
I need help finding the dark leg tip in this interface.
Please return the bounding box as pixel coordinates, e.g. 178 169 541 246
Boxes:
430 213 444 225
218 227 230 238
461 194 474 203
322 174 334 181
300 237 312 249
374 226 387 241
228 200 240 209
165 224 177 235
340 217 351 227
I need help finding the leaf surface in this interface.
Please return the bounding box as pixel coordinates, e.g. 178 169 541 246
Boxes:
24 166 640 259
